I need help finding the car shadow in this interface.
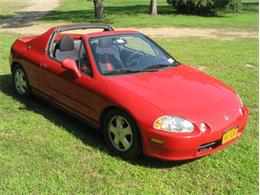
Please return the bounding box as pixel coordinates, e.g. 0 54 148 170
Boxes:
1 73 196 168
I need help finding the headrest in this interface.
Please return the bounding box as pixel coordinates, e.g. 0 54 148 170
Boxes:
59 35 74 51
98 38 113 48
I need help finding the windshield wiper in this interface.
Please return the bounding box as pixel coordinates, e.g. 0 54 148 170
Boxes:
103 68 158 75
143 64 175 70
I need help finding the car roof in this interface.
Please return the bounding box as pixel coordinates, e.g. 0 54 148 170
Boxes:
86 30 141 38
53 23 141 38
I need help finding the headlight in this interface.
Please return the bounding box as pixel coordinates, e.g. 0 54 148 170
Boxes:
237 94 243 106
153 116 194 132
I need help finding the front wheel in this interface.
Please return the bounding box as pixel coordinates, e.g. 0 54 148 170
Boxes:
103 109 142 159
12 64 31 97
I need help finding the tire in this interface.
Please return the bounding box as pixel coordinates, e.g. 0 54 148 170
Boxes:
103 109 142 159
12 64 31 98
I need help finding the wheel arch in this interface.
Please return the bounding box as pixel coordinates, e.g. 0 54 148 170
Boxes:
100 105 143 138
11 61 22 73
100 105 138 128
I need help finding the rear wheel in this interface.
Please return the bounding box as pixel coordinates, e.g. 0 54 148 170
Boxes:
103 109 142 159
12 64 31 97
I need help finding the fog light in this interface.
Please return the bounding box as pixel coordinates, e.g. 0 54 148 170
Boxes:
200 123 207 132
239 108 244 116
150 138 164 145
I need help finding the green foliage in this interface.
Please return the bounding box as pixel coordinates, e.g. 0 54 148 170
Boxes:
226 0 242 12
38 0 258 30
167 0 242 15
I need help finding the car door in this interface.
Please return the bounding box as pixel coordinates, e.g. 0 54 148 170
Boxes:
38 37 95 122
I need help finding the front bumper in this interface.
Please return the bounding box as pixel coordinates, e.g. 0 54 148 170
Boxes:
141 107 249 161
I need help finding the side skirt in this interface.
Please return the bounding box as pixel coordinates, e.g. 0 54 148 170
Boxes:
31 87 100 130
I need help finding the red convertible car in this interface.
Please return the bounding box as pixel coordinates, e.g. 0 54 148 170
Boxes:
10 24 249 160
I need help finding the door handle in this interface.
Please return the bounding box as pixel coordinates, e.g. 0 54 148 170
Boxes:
40 63 47 68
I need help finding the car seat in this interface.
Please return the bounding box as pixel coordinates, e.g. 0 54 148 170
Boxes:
95 37 123 71
55 35 78 62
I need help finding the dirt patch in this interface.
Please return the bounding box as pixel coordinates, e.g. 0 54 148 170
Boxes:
1 22 258 40
0 0 257 40
0 0 59 28
127 27 258 40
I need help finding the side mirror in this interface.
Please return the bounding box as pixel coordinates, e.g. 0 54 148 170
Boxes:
61 58 81 79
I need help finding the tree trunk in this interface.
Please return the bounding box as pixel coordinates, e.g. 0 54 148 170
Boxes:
149 0 157 15
93 0 104 19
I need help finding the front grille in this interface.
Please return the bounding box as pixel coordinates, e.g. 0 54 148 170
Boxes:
198 140 221 152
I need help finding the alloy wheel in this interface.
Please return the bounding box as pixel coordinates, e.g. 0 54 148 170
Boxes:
14 68 27 95
108 115 133 152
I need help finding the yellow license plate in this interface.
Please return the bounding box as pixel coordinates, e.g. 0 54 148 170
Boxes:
222 128 238 144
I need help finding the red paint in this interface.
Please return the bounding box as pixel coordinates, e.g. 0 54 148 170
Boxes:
61 59 81 79
10 25 249 160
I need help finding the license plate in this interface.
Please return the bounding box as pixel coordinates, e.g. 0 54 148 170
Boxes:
222 128 238 144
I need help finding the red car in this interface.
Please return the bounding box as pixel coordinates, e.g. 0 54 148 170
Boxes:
10 24 249 160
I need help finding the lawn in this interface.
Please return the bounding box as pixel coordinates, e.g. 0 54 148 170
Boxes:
0 32 258 194
41 0 259 30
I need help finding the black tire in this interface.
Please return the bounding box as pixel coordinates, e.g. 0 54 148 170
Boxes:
103 108 142 159
12 64 31 98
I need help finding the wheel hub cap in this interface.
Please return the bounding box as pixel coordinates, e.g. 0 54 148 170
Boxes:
108 116 133 152
14 69 27 94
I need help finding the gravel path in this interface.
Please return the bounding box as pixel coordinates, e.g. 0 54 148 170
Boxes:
0 0 59 28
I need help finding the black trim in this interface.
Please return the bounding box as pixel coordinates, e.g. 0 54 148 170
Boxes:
57 23 114 33
78 37 93 78
198 140 221 152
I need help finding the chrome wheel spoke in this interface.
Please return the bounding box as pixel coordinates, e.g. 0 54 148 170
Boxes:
109 124 118 134
20 80 26 87
113 135 120 145
116 116 123 128
15 71 20 79
120 137 131 150
122 126 132 136
17 70 23 80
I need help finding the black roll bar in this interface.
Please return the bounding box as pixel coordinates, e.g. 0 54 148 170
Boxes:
56 23 114 33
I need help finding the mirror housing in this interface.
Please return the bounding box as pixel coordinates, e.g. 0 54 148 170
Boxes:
61 58 81 79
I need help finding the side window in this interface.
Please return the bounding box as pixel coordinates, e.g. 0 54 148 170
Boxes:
50 35 79 62
78 41 92 76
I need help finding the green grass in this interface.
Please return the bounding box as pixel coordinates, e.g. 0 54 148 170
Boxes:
41 0 259 30
0 33 258 194
0 0 29 20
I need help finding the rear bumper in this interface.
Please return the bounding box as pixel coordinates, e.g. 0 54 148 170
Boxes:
141 107 249 161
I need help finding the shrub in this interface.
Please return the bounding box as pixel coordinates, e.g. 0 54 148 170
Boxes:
225 0 242 12
167 0 242 15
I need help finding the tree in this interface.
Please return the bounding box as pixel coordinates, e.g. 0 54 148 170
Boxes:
93 0 104 19
149 0 157 15
167 0 242 15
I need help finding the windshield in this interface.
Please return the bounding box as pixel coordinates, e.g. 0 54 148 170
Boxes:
89 34 178 75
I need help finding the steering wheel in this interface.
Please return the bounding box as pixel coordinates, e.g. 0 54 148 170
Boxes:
125 51 145 68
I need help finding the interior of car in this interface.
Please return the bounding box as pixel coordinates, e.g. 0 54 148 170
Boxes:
89 35 172 73
49 35 92 75
49 33 174 75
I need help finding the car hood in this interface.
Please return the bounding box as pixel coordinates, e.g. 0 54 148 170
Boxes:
106 65 241 123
